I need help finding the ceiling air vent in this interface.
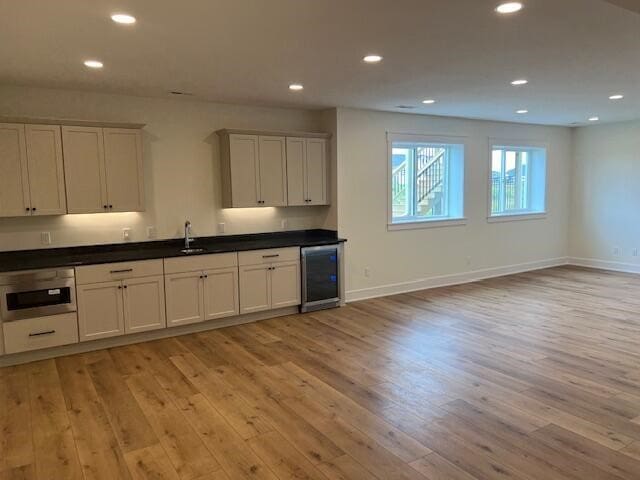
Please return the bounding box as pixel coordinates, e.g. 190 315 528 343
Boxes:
396 105 416 110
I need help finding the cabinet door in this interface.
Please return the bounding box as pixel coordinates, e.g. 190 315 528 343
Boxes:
203 267 239 321
286 137 306 206
77 281 124 341
258 136 287 206
25 124 67 215
239 264 271 314
165 271 205 327
123 275 166 334
229 134 260 207
271 261 301 309
103 128 144 212
305 138 328 205
62 126 108 214
0 123 30 217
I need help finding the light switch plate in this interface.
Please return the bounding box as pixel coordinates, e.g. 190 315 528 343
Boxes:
41 232 51 245
122 228 132 241
147 226 157 239
218 223 225 234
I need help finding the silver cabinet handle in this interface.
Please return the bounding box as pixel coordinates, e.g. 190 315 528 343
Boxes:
262 254 280 258
29 330 55 337
110 268 133 274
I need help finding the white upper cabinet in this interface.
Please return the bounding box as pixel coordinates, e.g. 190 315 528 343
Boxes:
258 136 287 206
0 123 30 217
62 126 107 213
0 123 67 217
227 134 260 207
286 137 328 206
62 126 144 213
25 124 67 215
305 138 328 205
218 129 329 208
103 128 144 212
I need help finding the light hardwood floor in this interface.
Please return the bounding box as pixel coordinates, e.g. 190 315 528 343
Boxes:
2 266 640 479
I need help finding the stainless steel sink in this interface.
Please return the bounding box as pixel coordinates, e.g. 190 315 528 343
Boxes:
180 247 206 255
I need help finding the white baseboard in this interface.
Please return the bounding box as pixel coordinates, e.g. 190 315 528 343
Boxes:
568 257 640 274
346 257 570 302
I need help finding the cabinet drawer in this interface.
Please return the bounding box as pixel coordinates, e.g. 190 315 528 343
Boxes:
238 247 300 266
3 312 79 354
76 259 163 285
164 252 238 274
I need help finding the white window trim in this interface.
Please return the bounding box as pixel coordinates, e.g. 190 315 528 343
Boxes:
387 217 468 231
487 212 547 223
387 132 467 230
487 138 549 221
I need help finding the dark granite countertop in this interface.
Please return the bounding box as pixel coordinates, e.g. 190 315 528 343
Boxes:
0 229 345 273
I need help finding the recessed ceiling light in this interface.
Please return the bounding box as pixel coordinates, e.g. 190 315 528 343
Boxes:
289 84 304 91
422 99 436 104
609 94 624 100
496 2 523 14
511 79 528 86
588 116 600 122
516 109 528 114
84 60 103 69
363 55 383 64
111 13 136 24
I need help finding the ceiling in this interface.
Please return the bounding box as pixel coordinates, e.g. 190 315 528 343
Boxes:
1 0 638 126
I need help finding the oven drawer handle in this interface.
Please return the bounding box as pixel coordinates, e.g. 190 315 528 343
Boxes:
262 254 280 258
110 268 133 274
29 330 56 337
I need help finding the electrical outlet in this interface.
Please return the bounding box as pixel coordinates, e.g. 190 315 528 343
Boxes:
281 219 288 230
146 226 157 239
613 246 621 256
466 256 472 266
41 232 51 245
364 267 371 278
633 248 639 257
218 223 225 234
122 228 132 241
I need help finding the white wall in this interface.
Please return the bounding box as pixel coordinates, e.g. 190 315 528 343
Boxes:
336 108 573 300
0 85 332 251
570 120 640 271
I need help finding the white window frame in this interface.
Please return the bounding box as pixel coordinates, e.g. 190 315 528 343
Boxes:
387 133 467 231
487 138 548 223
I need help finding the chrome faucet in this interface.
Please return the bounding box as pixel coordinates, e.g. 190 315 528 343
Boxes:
184 221 194 249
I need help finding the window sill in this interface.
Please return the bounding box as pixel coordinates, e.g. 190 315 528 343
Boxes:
487 212 547 223
388 218 467 231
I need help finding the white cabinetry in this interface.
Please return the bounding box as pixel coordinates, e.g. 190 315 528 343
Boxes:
238 247 301 314
0 123 66 217
218 129 329 208
62 126 144 213
219 133 287 207
76 260 165 341
164 253 239 327
286 137 328 206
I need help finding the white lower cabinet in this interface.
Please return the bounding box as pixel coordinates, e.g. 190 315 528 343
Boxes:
77 280 125 341
270 261 301 309
124 275 166 334
77 274 166 342
7 247 302 356
238 247 301 314
165 271 205 327
164 253 240 327
3 312 79 355
238 264 271 314
204 267 239 320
